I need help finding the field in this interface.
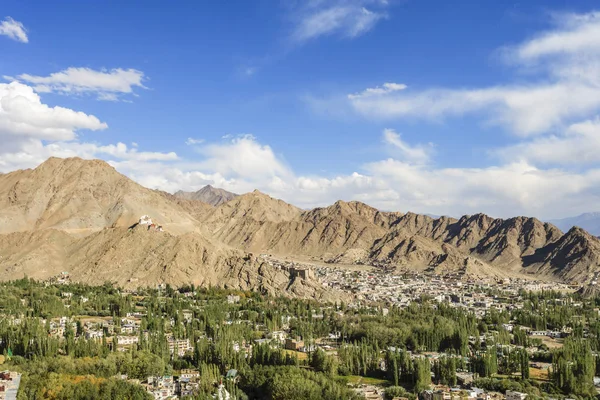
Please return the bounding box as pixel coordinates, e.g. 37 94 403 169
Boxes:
529 367 550 381
539 336 564 349
345 375 390 386
282 349 308 361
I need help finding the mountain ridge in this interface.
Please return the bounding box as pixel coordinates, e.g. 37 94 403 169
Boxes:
0 157 599 288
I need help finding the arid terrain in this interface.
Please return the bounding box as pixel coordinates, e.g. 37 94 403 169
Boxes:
1 157 599 296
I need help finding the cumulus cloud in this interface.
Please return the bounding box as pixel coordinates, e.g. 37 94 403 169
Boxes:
362 159 598 218
0 82 107 141
0 17 27 43
11 67 146 101
118 135 600 219
0 141 177 172
290 0 388 43
4 114 600 219
195 134 293 183
0 82 176 172
496 119 600 166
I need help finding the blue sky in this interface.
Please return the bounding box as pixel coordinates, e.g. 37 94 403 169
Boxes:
2 0 600 219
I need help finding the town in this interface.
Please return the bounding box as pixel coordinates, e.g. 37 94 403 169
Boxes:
0 259 596 400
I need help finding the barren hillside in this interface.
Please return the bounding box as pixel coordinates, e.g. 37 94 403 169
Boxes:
0 157 200 235
1 157 599 287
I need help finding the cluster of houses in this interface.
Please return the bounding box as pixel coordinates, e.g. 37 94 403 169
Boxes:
417 388 528 400
259 255 575 315
46 313 145 346
121 370 238 400
353 384 528 400
44 271 71 286
12 255 593 400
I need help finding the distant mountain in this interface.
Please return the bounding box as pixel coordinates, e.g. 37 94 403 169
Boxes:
547 213 600 236
174 185 238 206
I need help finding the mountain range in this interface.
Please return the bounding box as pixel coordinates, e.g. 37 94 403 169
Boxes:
1 157 599 296
548 213 600 237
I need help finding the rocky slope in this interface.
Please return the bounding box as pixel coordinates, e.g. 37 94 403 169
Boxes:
2 157 600 286
0 224 341 300
521 227 600 282
175 185 237 206
199 193 591 282
0 157 200 236
0 158 340 299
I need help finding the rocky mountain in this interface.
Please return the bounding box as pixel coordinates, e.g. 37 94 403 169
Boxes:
548 212 600 236
522 227 600 282
175 185 238 206
0 225 339 300
0 157 200 236
199 198 565 274
2 157 600 288
0 158 340 300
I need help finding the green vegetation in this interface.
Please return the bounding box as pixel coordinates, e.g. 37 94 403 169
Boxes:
0 278 598 399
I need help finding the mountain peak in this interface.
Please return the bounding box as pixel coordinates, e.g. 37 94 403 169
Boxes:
174 185 238 206
206 190 301 223
566 225 594 238
40 156 112 168
0 157 198 235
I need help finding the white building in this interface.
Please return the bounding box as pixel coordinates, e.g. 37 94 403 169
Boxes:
227 295 240 304
85 330 104 340
217 384 231 400
116 336 139 346
139 215 153 225
506 391 527 400
168 338 192 357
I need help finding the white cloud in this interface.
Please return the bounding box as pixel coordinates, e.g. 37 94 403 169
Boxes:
340 11 600 137
0 140 177 172
185 138 205 145
0 17 27 43
4 116 600 218
362 159 598 218
349 83 600 136
348 82 406 99
512 12 600 62
195 134 293 183
0 82 107 141
497 118 600 166
57 135 600 219
13 67 146 101
0 82 176 172
382 128 432 164
291 1 388 43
